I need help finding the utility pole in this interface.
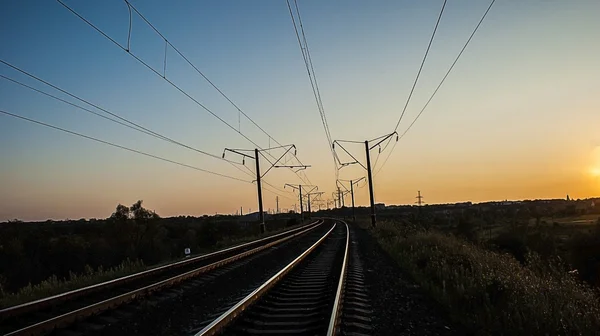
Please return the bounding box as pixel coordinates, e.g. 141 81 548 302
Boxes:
332 132 398 228
276 196 279 214
285 184 316 222
223 145 309 234
305 190 324 219
365 140 376 227
240 207 243 216
299 185 303 220
337 187 342 208
350 182 355 220
254 148 264 232
339 177 366 222
306 194 310 218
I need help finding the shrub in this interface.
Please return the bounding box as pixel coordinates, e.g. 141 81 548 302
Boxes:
371 221 600 335
0 259 145 309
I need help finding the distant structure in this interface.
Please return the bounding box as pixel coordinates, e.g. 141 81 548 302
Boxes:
416 191 424 206
567 194 571 201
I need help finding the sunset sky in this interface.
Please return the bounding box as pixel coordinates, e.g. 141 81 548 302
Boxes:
1 0 599 221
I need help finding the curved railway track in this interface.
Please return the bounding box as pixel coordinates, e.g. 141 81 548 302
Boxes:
0 220 323 336
196 220 352 336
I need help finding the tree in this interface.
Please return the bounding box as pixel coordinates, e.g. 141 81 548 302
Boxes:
130 200 159 221
110 204 130 221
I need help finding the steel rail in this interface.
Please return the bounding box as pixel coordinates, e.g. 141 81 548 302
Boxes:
195 222 338 336
3 220 323 336
327 221 350 335
0 220 320 320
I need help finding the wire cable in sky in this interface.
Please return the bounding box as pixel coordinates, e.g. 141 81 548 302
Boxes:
125 1 282 152
286 0 338 181
398 0 496 141
0 68 236 165
0 109 252 183
1 63 292 195
393 0 447 132
56 0 312 187
125 0 312 182
377 0 496 176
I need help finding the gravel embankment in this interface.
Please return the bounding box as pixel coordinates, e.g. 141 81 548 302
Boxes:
79 223 334 336
350 224 461 336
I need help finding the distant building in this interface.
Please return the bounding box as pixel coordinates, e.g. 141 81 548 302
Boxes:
375 203 386 210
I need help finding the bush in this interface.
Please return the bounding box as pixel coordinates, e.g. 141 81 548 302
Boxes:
0 259 145 309
371 221 600 335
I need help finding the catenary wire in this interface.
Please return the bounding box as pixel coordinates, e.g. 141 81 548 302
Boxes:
393 0 447 132
56 0 312 186
124 0 312 183
1 64 291 195
286 0 338 181
377 0 496 176
0 109 251 183
0 69 240 165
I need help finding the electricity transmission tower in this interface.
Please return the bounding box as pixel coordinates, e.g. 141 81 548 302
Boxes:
333 132 398 227
416 191 424 206
223 145 309 233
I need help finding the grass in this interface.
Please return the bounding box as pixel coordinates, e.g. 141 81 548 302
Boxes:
0 219 313 309
0 259 146 309
370 220 600 335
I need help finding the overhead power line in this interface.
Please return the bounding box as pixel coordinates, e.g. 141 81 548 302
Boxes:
376 0 496 176
0 64 233 164
125 0 311 177
394 0 447 132
286 0 338 179
0 109 251 183
398 0 496 140
0 61 291 196
56 0 312 186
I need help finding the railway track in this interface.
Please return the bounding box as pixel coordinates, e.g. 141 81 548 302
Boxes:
196 220 352 336
0 220 323 336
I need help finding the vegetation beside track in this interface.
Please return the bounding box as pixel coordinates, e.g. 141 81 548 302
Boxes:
0 200 307 308
367 219 600 335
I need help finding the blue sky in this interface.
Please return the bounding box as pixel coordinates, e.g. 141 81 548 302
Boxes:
1 1 599 221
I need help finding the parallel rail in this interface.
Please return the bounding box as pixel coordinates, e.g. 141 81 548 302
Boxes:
196 221 349 336
1 220 323 336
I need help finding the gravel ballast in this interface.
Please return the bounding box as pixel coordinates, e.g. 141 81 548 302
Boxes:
79 223 334 336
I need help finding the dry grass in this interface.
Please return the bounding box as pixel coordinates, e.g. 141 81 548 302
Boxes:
0 220 310 309
0 259 145 309
371 220 600 335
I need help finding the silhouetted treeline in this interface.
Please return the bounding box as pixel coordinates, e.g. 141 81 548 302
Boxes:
0 201 298 293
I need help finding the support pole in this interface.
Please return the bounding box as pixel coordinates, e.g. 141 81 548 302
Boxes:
365 140 376 227
351 181 356 222
307 193 311 218
299 185 304 222
255 148 265 233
